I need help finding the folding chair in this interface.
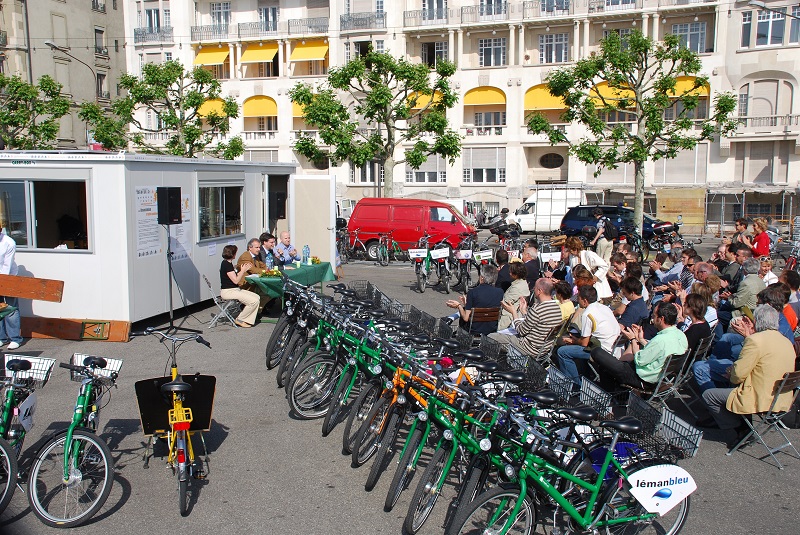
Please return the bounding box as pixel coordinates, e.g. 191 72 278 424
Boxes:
203 275 239 328
627 352 693 408
727 371 800 469
672 333 716 418
466 307 501 346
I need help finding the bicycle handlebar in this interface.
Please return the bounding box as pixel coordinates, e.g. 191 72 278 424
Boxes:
131 327 212 348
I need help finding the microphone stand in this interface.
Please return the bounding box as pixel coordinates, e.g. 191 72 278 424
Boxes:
165 224 200 334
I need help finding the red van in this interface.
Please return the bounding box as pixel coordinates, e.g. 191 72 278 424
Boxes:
347 198 477 259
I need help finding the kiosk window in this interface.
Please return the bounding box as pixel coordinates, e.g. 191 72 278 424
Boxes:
199 184 243 239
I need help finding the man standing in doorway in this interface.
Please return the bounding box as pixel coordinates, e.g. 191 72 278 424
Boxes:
0 231 22 350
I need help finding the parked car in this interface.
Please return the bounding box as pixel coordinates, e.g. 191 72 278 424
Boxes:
559 205 667 240
347 197 477 259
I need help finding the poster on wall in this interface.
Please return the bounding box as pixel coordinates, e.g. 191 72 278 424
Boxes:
170 194 192 262
135 186 162 258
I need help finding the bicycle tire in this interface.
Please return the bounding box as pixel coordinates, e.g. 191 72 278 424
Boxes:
417 269 426 293
404 441 452 534
378 244 389 267
287 354 342 420
384 427 423 512
284 345 324 398
467 262 479 289
343 380 382 455
176 431 190 517
276 331 308 388
0 437 18 516
444 453 492 532
443 268 451 294
265 317 292 369
352 396 391 467
322 367 356 437
27 429 114 528
445 485 535 535
364 408 402 491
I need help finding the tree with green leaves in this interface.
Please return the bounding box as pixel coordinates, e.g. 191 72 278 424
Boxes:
0 74 70 150
289 50 461 197
79 60 243 159
528 31 737 231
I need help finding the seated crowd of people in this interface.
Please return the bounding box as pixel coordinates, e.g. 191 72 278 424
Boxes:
442 218 799 448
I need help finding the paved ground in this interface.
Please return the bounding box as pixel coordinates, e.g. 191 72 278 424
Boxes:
1 233 799 535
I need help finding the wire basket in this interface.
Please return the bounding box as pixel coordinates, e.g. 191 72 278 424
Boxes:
547 366 575 406
479 338 503 362
455 328 474 350
407 306 423 330
436 321 455 340
366 281 378 301
347 280 372 300
69 353 124 382
419 312 437 336
372 289 386 308
624 392 662 435
506 345 528 370
579 378 613 418
4 355 56 390
386 300 411 321
659 408 703 459
520 359 548 392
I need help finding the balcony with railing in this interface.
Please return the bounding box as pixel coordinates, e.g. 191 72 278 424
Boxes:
403 9 449 27
91 0 106 13
134 27 175 44
191 24 232 41
588 0 642 12
733 115 800 135
95 45 109 56
237 21 278 39
290 130 321 142
288 17 330 35
0 31 7 47
461 3 509 23
97 90 111 100
523 0 574 18
142 132 174 142
243 131 278 142
658 0 715 6
523 123 568 142
462 125 506 136
340 12 387 31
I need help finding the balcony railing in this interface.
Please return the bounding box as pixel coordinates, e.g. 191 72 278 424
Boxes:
461 3 509 23
288 17 330 35
191 24 233 41
658 0 713 6
243 131 278 141
340 12 387 31
290 130 320 142
237 21 278 39
588 0 642 12
134 27 175 44
523 0 574 18
463 125 505 136
0 31 7 47
95 45 109 55
734 114 800 134
142 132 174 141
403 9 449 27
525 123 567 136
91 0 106 13
97 90 111 99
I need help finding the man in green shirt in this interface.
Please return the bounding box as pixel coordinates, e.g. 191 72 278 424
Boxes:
590 301 688 391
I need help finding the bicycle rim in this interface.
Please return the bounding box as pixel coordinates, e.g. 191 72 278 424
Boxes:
322 368 355 437
385 428 423 512
405 442 451 534
446 486 535 535
0 437 17 515
177 432 190 517
353 397 391 467
28 431 114 528
343 381 381 455
288 356 342 419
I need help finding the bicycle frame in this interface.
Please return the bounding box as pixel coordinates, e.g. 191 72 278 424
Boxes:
62 378 101 481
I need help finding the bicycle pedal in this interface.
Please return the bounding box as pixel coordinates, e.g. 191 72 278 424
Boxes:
194 470 206 480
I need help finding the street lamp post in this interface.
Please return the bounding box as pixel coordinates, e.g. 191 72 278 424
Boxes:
44 40 99 148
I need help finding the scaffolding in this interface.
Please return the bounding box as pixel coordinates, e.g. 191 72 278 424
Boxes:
705 189 796 237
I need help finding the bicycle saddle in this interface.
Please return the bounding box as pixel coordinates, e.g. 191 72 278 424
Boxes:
403 334 430 346
433 338 461 350
491 370 526 384
454 349 485 361
557 405 600 422
5 359 31 372
82 356 108 369
601 416 642 435
160 377 192 394
521 390 559 407
468 361 498 373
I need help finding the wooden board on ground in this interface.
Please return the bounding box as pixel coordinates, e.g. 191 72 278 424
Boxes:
0 274 64 302
21 317 131 342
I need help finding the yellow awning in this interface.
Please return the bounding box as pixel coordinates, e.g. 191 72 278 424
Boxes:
463 86 506 106
198 99 225 117
243 96 278 117
524 85 566 110
290 40 329 61
590 81 635 106
408 91 442 109
239 43 279 64
293 102 306 117
672 76 709 97
193 48 230 66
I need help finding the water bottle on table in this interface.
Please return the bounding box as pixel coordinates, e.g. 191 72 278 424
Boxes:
265 252 274 269
302 245 310 265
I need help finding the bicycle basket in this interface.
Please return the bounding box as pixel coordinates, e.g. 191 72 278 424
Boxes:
659 408 703 459
419 311 437 335
4 355 56 390
69 353 123 382
520 359 548 393
506 345 528 370
347 280 371 300
579 378 613 418
547 366 576 406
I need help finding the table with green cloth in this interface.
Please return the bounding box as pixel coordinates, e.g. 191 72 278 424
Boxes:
245 262 336 299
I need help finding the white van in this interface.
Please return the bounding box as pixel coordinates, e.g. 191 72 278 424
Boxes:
506 186 585 234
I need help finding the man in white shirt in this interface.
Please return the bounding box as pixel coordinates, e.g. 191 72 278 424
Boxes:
0 231 22 349
556 285 621 385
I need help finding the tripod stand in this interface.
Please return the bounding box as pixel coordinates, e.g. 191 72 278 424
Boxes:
164 224 200 334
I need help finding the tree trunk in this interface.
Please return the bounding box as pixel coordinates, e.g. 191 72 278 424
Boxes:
633 160 645 234
382 154 394 198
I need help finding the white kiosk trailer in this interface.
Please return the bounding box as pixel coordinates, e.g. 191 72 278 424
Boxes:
0 152 298 341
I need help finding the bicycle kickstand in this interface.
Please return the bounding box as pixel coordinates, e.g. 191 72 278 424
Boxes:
143 435 153 469
199 431 210 467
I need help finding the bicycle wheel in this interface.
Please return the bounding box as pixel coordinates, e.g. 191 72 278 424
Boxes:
176 431 190 517
444 453 493 531
343 380 382 455
322 368 356 437
287 354 342 420
384 427 423 512
27 429 114 528
404 441 453 534
276 331 308 388
443 267 451 294
378 244 389 267
598 460 690 535
417 268 427 293
338 239 350 264
0 437 17 516
352 396 391 467
445 485 535 535
364 407 402 491
265 317 293 369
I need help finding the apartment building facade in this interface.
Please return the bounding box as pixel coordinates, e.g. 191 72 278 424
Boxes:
125 0 800 231
0 0 126 149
